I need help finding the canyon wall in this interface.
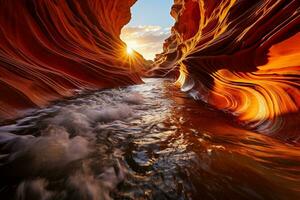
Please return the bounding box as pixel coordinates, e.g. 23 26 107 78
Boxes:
0 0 145 121
154 0 300 139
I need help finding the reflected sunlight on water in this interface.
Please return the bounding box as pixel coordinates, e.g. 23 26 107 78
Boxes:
0 79 299 200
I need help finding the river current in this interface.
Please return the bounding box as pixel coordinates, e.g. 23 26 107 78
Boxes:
0 78 299 200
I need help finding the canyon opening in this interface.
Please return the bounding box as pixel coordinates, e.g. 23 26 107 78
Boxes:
0 1 299 200
121 0 174 60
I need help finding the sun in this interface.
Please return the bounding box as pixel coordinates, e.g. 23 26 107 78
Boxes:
124 41 138 56
126 46 134 55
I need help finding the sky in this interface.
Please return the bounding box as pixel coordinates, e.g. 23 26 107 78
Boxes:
121 0 174 60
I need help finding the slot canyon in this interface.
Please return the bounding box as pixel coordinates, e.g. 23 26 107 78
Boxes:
0 0 299 199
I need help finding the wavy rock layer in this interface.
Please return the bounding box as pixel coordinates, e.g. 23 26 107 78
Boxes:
0 0 145 121
154 0 300 138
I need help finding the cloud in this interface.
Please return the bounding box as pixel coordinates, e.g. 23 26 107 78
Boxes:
121 25 171 60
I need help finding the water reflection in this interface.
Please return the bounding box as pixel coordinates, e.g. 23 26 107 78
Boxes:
0 78 299 200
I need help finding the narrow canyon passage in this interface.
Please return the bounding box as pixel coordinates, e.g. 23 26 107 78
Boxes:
0 79 299 200
0 0 299 199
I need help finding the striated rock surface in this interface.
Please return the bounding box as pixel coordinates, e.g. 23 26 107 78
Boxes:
0 0 145 121
154 0 300 138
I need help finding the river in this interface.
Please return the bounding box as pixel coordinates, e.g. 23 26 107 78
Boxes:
0 78 299 200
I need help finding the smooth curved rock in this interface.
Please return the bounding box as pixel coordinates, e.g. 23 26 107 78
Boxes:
0 0 146 121
154 0 300 136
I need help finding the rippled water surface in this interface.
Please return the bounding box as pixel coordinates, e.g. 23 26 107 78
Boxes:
0 78 299 200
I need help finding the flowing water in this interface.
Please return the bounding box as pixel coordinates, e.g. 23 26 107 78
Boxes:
0 78 299 200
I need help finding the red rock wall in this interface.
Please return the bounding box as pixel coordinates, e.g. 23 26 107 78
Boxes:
155 0 300 137
0 0 145 121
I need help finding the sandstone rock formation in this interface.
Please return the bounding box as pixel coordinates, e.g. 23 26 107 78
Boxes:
0 0 145 121
153 0 300 137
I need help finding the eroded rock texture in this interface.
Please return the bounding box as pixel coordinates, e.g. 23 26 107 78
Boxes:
154 0 300 137
0 0 145 121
